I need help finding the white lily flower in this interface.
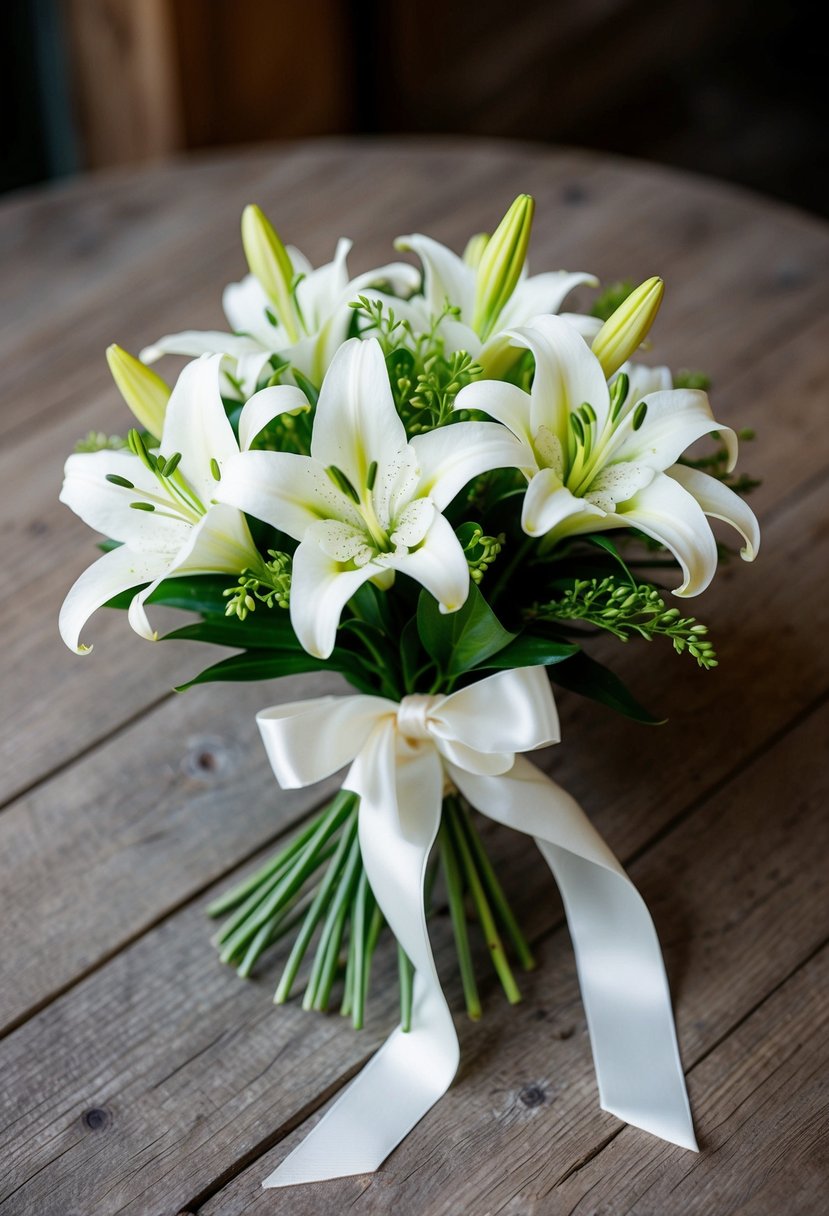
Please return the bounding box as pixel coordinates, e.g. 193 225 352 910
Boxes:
60 354 307 653
141 206 420 396
217 338 524 658
455 314 759 596
392 195 596 372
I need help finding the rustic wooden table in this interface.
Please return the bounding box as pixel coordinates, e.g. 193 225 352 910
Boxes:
1 139 827 1216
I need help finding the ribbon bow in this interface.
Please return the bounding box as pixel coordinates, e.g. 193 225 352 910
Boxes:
257 667 696 1187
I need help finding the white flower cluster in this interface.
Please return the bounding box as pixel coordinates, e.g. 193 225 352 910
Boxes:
60 197 758 660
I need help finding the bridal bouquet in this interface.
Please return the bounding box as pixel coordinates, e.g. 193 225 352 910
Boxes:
60 196 759 1184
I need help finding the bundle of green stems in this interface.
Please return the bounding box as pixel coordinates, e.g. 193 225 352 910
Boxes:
209 790 536 1029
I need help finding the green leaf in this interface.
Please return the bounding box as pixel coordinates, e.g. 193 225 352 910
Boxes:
106 575 231 616
349 581 392 633
474 633 579 670
417 584 515 677
400 616 432 693
176 649 330 690
550 652 664 724
291 369 320 406
585 534 634 582
175 644 374 692
164 614 300 651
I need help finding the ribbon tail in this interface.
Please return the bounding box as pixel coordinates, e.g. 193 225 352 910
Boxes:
451 756 697 1152
263 725 458 1187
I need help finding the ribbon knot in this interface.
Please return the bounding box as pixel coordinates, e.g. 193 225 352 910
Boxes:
396 694 438 741
255 666 696 1188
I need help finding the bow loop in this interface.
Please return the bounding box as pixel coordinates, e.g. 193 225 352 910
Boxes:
257 693 396 789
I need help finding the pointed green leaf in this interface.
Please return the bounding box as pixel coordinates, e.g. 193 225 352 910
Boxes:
550 652 664 724
417 584 515 676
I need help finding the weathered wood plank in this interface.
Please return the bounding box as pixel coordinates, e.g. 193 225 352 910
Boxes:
2 672 824 1215
550 948 829 1215
0 465 825 1038
0 671 344 1036
196 700 829 1216
1 142 826 1216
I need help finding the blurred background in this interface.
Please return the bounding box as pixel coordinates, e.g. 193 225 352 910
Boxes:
4 0 825 215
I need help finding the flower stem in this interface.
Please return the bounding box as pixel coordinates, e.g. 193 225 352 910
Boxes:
219 792 356 964
439 819 482 1020
349 869 371 1029
398 945 414 1032
456 800 535 971
304 828 362 1011
213 839 337 949
446 797 522 1005
275 806 358 1004
207 812 323 918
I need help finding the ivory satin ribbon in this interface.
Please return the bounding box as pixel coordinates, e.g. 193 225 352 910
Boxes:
256 666 696 1187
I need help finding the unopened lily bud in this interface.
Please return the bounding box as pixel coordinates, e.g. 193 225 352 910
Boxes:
106 344 170 439
241 204 299 342
462 232 489 269
591 276 664 377
471 194 535 340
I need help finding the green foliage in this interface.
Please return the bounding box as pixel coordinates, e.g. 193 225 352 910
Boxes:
458 522 505 584
223 550 292 620
417 584 515 679
75 431 127 453
533 574 718 668
350 295 482 432
590 280 634 322
550 651 664 724
673 368 712 391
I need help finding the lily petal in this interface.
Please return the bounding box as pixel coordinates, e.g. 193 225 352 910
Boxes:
308 518 374 565
617 471 719 596
522 468 602 537
310 338 407 489
508 314 611 441
613 389 738 472
290 537 379 658
60 451 189 552
390 498 434 547
238 384 310 451
222 274 279 348
160 355 240 503
411 421 526 510
667 464 760 561
346 260 421 301
141 329 266 364
394 233 477 318
219 449 359 540
454 379 535 452
127 503 260 641
296 238 352 331
584 461 656 512
499 270 598 328
620 362 673 400
383 511 469 613
59 545 170 654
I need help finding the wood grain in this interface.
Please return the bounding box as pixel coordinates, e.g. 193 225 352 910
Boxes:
0 140 826 1215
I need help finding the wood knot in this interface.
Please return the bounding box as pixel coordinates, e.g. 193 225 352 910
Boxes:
518 1083 547 1108
183 735 230 779
562 183 587 205
82 1106 111 1131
